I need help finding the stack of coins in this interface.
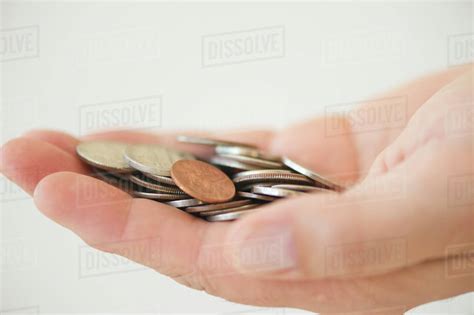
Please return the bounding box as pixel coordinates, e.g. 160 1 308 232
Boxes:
76 136 342 222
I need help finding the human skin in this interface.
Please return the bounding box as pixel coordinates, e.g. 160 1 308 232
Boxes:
1 65 473 314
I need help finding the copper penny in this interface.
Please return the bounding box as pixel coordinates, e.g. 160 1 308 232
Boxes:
171 160 236 203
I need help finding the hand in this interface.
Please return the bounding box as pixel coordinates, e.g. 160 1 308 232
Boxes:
1 65 473 314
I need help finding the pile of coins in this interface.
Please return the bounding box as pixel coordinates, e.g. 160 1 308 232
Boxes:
76 136 342 222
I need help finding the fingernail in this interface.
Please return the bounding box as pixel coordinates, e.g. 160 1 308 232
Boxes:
228 221 297 274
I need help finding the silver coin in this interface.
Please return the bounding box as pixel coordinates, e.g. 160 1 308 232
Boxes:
282 157 343 191
233 169 314 186
133 191 190 200
271 184 332 192
129 174 186 194
141 172 177 186
91 167 131 180
252 186 305 198
237 191 276 202
215 145 281 162
185 199 252 214
209 156 260 171
92 168 134 192
92 168 113 179
77 141 131 173
233 169 291 180
177 135 256 149
218 154 284 169
205 209 258 222
166 198 206 208
238 182 273 192
124 143 195 176
199 204 259 216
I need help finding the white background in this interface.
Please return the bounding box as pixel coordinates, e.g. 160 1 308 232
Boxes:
1 1 473 314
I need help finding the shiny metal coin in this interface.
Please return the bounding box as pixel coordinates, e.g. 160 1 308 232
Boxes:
91 168 131 180
129 174 186 194
272 184 332 192
215 145 281 162
252 186 305 198
166 198 206 208
77 141 131 173
124 144 195 176
238 182 273 192
92 168 134 192
185 199 252 214
209 156 260 171
132 191 190 200
233 170 314 186
177 135 257 148
91 167 128 179
199 204 259 216
141 172 177 186
218 154 284 169
237 191 276 202
171 160 236 203
205 209 258 222
282 157 343 191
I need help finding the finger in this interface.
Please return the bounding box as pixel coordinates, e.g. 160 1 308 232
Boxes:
371 66 473 175
7 66 471 191
2 128 275 195
18 128 275 160
225 138 474 280
270 65 472 184
16 63 468 186
22 129 80 156
32 171 306 304
83 129 275 148
0 138 89 195
33 173 474 313
33 171 293 283
351 64 472 174
83 129 276 158
33 171 235 277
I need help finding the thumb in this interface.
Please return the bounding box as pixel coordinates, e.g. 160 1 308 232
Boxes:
223 157 470 280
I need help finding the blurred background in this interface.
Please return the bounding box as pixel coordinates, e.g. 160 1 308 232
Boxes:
1 1 473 313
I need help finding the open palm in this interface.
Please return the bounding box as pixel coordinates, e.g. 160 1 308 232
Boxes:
1 65 473 314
